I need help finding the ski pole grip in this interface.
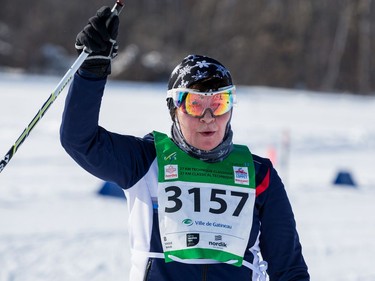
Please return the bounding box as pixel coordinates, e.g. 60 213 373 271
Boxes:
84 0 125 54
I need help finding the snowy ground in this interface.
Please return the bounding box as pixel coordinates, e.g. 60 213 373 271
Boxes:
0 72 375 281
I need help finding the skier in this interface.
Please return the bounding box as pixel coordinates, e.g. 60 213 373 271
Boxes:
60 6 310 281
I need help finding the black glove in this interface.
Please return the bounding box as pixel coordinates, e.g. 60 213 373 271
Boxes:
75 6 119 77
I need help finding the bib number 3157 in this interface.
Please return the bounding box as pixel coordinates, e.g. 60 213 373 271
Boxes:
164 186 249 217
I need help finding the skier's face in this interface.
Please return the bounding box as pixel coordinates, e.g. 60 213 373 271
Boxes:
176 107 231 151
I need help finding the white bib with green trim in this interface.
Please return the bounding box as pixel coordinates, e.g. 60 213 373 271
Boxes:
154 131 256 267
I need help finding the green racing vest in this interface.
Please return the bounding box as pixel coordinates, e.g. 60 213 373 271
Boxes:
154 131 256 267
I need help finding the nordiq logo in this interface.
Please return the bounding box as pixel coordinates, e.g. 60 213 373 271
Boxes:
209 241 227 248
182 219 193 226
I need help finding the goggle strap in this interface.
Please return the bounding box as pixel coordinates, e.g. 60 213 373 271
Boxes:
167 85 236 97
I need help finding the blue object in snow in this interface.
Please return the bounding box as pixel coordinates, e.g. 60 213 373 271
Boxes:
97 181 126 200
333 170 357 187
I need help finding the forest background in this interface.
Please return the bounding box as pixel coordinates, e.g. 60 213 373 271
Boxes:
0 0 374 95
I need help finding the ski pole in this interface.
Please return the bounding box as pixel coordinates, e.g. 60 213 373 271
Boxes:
0 0 124 174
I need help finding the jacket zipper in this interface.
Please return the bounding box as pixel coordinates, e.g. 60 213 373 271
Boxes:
143 258 153 281
202 264 208 281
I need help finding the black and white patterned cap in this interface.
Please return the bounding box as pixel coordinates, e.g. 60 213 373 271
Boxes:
167 54 233 90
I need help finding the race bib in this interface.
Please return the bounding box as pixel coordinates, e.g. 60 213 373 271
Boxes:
153 131 256 267
158 181 255 266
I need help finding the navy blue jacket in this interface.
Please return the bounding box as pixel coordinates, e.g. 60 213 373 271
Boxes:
60 73 310 281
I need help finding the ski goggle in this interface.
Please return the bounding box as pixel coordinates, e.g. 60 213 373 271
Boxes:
167 86 236 117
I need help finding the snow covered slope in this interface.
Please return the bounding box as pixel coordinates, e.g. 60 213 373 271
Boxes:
0 73 374 280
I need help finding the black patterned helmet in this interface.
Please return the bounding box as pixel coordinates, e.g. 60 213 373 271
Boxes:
168 54 233 90
167 54 233 120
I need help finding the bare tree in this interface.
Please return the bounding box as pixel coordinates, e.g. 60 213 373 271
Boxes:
357 0 372 94
321 0 354 91
1 0 375 94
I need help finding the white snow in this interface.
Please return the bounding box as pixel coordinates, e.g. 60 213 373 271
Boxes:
0 72 375 281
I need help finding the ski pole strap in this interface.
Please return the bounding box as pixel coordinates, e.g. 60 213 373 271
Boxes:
108 1 124 23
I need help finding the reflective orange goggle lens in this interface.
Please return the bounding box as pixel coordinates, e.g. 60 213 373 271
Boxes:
167 86 236 117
